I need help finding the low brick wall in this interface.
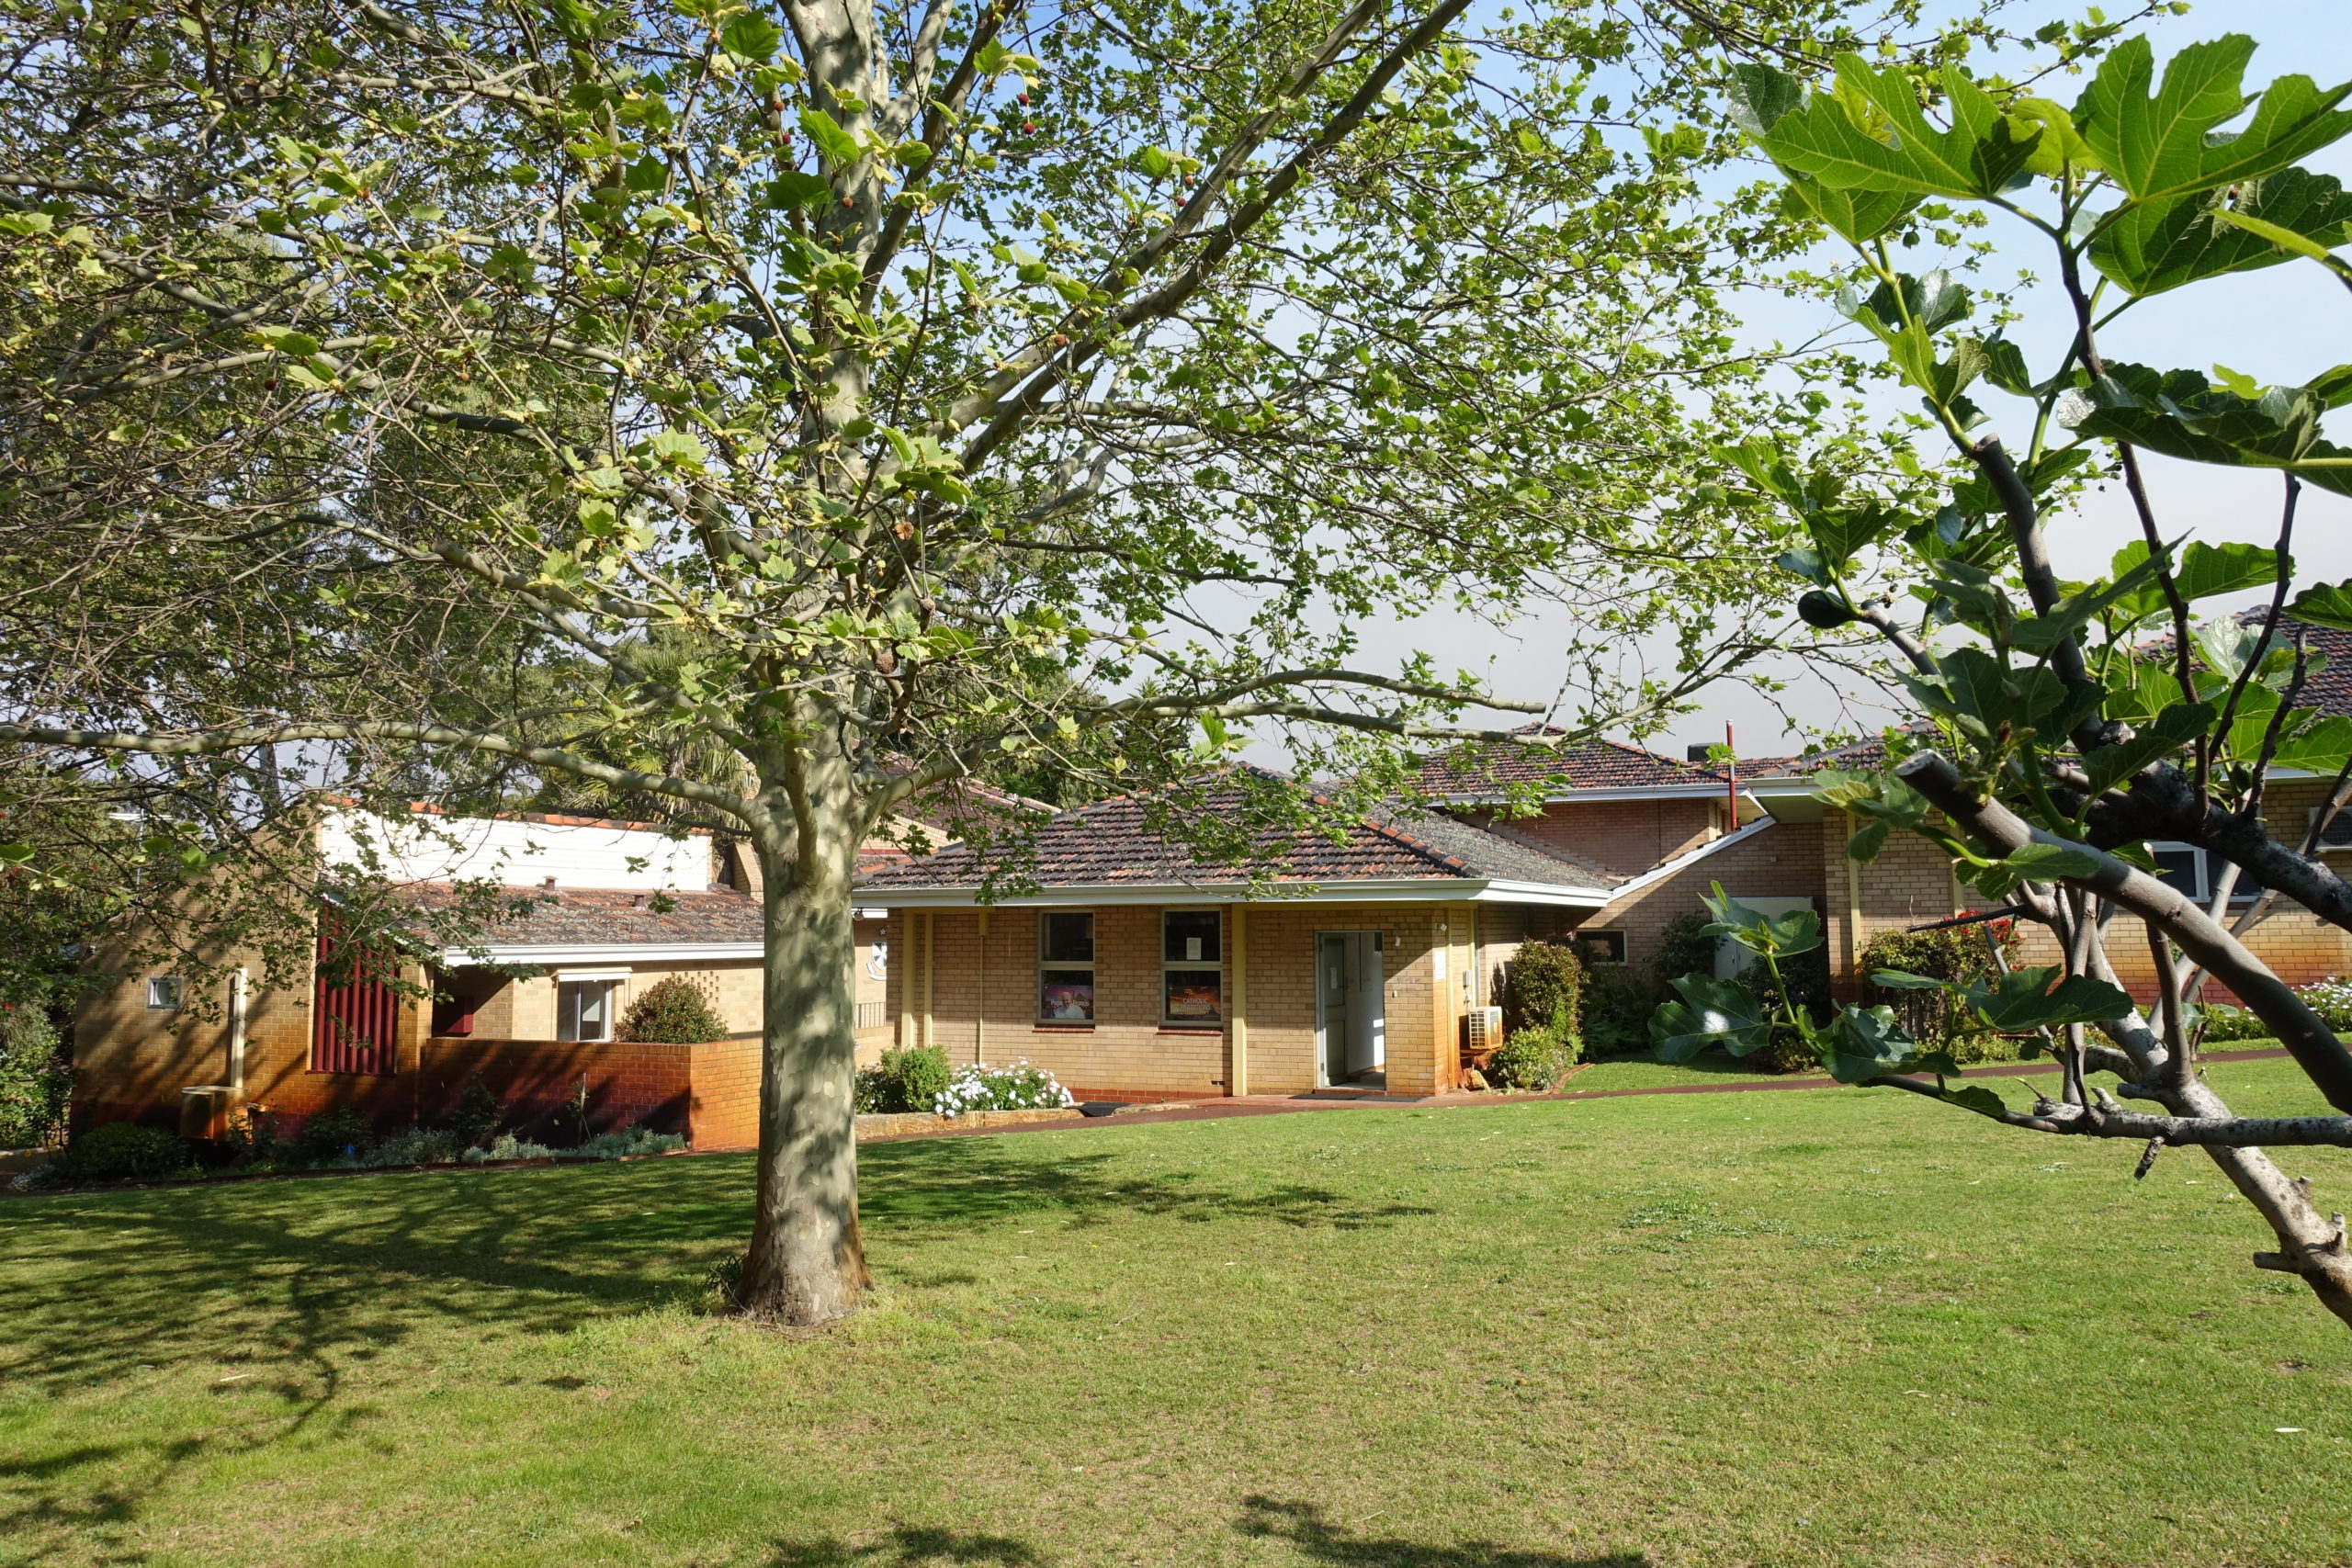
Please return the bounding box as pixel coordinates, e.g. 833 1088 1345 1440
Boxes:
854 1107 1084 1139
417 1037 765 1150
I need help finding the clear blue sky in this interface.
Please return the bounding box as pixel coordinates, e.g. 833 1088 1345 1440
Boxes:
1316 0 2352 764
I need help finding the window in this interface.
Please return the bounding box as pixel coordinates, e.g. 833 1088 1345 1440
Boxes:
1038 912 1095 1022
1161 909 1223 1025
145 976 184 1010
2147 842 2263 904
1573 930 1628 966
558 979 617 1042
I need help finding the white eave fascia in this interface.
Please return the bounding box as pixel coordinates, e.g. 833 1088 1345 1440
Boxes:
1737 775 1820 795
854 876 1612 910
1589 817 1777 908
438 941 765 966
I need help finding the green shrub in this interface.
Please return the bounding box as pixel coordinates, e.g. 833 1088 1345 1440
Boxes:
464 1132 555 1162
620 976 729 1043
347 1127 462 1168
220 1104 279 1166
448 1077 502 1146
2199 1003 2275 1043
293 1106 375 1164
856 1043 953 1114
1487 1025 1579 1090
1652 912 1717 987
574 1125 688 1159
1860 922 2019 1050
0 1002 68 1147
56 1121 186 1182
1503 942 1583 1039
1578 967 1660 1057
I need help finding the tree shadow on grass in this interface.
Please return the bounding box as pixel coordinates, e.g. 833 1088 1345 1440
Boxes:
0 1156 754 1397
1238 1497 1651 1568
766 1525 1045 1565
859 1138 1434 1235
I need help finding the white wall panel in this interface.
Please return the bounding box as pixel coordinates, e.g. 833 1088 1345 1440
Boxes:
320 809 707 891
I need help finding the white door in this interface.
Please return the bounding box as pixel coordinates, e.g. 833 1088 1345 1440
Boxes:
1317 931 1386 1084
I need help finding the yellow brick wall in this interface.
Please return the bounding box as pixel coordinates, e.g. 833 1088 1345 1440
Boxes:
1574 820 1830 976
880 899 1457 1099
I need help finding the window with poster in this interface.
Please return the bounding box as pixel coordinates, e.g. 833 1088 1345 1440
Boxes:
1161 908 1223 1026
1037 911 1096 1023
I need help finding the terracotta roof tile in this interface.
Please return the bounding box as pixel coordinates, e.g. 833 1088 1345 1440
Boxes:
411 885 764 949
857 777 1611 894
1409 726 1724 796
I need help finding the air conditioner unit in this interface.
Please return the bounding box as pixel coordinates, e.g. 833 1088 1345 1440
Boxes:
1464 1006 1502 1055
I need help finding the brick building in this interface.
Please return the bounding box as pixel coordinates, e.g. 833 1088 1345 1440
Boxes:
67 806 880 1149
859 783 1615 1100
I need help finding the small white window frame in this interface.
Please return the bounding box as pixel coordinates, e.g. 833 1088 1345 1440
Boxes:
557 978 618 1042
145 976 185 1010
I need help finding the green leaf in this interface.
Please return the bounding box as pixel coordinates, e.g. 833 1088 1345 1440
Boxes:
1649 973 1774 1060
2003 840 2100 883
1136 145 1174 179
1805 503 1901 575
2092 166 2352 296
1823 1005 1916 1083
720 12 784 62
2075 35 2352 205
797 107 862 168
2289 579 2352 631
2082 702 2215 793
2271 715 2352 775
254 326 322 356
1960 965 2132 1031
2177 538 2279 602
1869 968 1953 991
1724 62 1804 138
1782 173 1921 244
1758 55 2042 199
765 170 832 210
2060 363 2352 496
2008 551 2164 656
1945 1084 2010 1118
2010 96 2102 176
1701 882 1823 958
647 428 707 469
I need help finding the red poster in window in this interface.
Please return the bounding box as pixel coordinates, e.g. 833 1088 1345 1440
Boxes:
311 919 400 1076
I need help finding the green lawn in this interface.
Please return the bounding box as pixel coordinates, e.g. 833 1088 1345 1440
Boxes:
1561 1049 1791 1091
6 1059 2352 1567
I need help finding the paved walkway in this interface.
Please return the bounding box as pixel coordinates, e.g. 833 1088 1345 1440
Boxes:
855 1047 2295 1144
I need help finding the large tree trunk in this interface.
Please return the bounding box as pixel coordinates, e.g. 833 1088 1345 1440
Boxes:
736 766 870 1325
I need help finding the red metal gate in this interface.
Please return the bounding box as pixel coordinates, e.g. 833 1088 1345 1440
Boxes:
311 921 400 1076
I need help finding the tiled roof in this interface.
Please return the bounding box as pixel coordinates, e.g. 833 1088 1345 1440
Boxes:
2255 614 2352 718
1409 727 1724 796
410 885 764 949
857 777 1611 894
